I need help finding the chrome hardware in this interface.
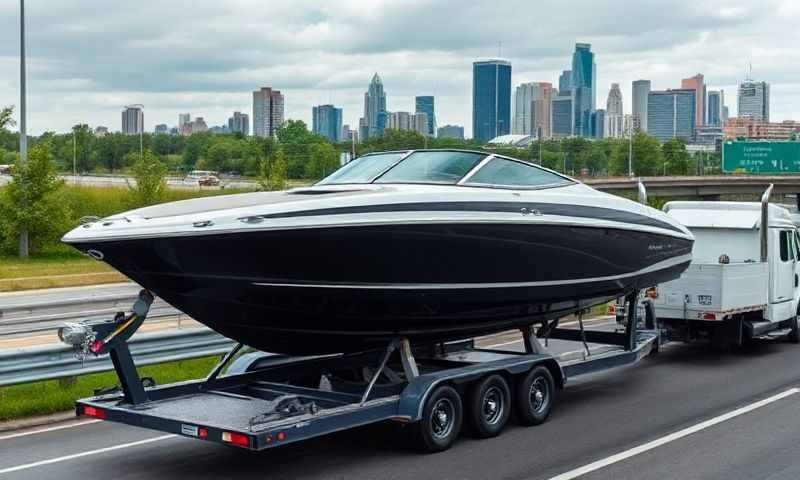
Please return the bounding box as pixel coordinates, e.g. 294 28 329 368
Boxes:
193 220 214 228
239 216 264 224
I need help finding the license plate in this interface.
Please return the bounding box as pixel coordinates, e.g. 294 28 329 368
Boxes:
181 424 199 437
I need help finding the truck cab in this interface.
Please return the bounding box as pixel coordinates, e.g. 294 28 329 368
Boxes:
654 199 800 348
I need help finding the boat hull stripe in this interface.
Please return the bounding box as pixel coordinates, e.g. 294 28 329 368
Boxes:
257 201 684 234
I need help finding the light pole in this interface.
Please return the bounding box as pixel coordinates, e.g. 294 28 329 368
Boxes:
19 0 28 258
73 127 77 181
628 122 634 177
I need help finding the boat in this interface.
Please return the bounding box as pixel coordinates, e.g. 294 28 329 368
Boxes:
62 150 694 354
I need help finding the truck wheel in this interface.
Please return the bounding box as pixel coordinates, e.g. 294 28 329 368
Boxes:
515 366 555 426
467 374 511 438
415 385 462 453
788 316 800 344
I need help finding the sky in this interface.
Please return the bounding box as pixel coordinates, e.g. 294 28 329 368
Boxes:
0 0 798 137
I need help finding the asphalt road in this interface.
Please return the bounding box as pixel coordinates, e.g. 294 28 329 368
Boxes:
2 334 800 479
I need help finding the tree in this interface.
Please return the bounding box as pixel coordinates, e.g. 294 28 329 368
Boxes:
358 129 426 154
0 142 70 255
307 142 340 179
0 106 14 131
128 150 168 207
662 138 691 175
258 149 288 191
609 132 663 176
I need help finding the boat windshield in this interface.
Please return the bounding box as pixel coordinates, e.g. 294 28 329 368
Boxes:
374 151 487 184
318 150 573 189
317 152 407 185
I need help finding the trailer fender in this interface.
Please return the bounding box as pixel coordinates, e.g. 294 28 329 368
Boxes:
226 351 274 375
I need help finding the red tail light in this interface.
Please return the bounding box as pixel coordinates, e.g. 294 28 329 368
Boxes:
82 406 106 419
222 431 250 448
198 428 208 439
702 312 716 320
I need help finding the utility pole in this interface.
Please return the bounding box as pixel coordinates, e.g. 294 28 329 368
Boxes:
19 0 28 258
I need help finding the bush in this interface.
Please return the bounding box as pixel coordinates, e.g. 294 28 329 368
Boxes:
128 150 168 208
0 142 72 255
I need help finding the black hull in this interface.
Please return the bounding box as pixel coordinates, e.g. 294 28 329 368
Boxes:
71 223 692 354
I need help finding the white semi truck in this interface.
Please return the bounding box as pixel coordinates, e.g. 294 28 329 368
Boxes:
653 187 800 348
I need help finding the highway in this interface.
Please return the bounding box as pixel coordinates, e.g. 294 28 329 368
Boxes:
2 334 800 479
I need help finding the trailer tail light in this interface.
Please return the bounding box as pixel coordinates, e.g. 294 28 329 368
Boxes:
198 428 208 439
276 431 286 441
222 431 250 448
702 312 716 320
82 406 106 419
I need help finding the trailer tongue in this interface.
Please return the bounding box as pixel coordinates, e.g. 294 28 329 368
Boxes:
60 290 661 453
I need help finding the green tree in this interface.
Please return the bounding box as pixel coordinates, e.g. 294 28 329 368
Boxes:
662 138 691 175
307 142 340 179
0 142 70 255
258 149 288 191
128 150 168 207
358 129 426 154
0 106 14 131
609 132 663 176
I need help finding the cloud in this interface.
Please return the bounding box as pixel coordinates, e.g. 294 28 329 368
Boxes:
0 0 797 135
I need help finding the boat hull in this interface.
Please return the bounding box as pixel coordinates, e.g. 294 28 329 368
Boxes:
71 223 692 354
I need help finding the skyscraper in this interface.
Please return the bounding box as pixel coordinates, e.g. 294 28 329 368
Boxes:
312 104 343 143
513 82 538 135
228 111 249 136
551 95 574 138
178 113 191 129
154 124 168 135
647 89 696 142
252 87 284 137
632 80 651 132
681 74 705 126
737 80 770 122
571 43 595 137
532 83 554 139
605 83 624 138
415 96 436 137
121 106 143 135
593 109 606 139
706 90 723 127
472 59 512 141
360 74 387 140
558 70 572 96
412 112 429 136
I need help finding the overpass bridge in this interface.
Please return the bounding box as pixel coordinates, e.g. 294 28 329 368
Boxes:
583 175 800 202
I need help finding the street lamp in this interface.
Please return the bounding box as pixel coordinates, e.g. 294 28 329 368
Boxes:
628 121 634 177
19 0 28 257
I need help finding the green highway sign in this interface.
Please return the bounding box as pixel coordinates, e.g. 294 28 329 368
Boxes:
723 140 800 174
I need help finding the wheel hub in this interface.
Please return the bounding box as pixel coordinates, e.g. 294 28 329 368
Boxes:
431 398 454 438
482 386 504 424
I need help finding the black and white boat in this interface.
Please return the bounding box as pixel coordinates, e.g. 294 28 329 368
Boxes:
63 150 693 354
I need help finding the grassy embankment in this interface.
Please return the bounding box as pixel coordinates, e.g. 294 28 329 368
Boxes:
0 356 220 421
0 184 249 292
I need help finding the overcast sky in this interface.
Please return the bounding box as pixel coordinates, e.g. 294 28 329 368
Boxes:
0 0 798 137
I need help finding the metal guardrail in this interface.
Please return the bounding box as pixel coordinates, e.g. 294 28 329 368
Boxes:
0 328 235 387
0 291 182 337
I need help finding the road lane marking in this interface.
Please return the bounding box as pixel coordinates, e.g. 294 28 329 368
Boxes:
0 434 176 475
0 420 100 441
548 387 800 480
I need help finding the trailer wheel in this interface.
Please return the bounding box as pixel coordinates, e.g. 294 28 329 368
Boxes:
788 316 800 344
414 385 462 453
515 366 555 426
467 374 511 438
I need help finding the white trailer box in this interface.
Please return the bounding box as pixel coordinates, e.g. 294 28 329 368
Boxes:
655 199 800 347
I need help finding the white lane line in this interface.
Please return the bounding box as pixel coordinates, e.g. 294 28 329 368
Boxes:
548 387 800 480
0 434 176 475
0 420 101 441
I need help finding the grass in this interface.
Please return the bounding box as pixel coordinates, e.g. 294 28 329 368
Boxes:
0 355 221 421
0 249 125 292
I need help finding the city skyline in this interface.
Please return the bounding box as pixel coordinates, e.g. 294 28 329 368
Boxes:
1 1 799 136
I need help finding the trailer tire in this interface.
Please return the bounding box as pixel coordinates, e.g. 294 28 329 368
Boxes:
788 316 800 344
515 366 554 426
414 385 463 453
466 374 511 438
